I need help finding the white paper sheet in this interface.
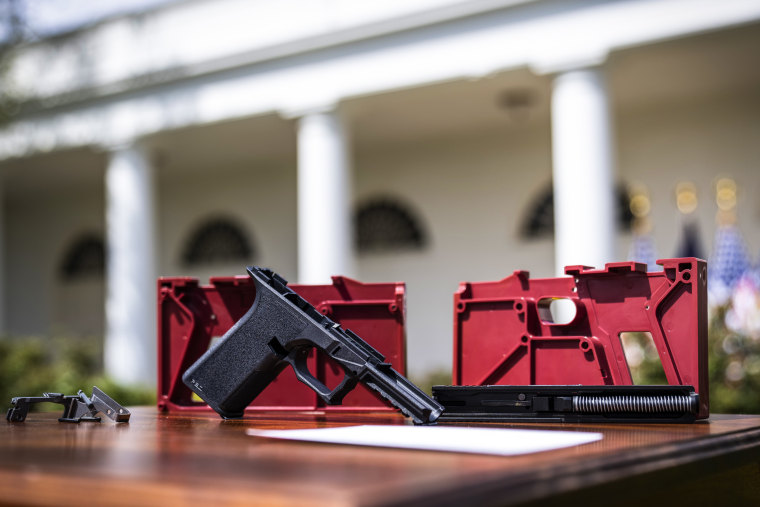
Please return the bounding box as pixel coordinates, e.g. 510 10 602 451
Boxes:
247 425 602 456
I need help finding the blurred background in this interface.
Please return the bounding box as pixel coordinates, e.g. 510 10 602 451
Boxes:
0 0 758 411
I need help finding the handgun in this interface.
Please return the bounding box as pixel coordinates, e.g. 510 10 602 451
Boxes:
182 266 443 425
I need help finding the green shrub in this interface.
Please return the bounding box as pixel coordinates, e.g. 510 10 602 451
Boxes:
630 305 760 414
706 305 760 414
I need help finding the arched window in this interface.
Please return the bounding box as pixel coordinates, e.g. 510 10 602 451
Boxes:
355 198 427 253
181 217 255 266
520 184 633 239
59 234 105 280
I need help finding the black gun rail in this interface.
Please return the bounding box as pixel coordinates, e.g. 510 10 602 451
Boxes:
432 385 699 423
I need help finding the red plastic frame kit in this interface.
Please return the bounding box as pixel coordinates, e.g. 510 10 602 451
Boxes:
157 274 406 412
453 258 709 419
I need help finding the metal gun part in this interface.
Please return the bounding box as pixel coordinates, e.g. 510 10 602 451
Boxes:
6 387 130 423
432 385 699 423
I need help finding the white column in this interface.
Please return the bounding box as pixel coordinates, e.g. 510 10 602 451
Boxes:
296 109 354 284
551 67 616 276
104 143 157 385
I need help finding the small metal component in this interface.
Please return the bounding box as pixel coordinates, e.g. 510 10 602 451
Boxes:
90 386 131 422
5 392 99 423
58 391 101 423
6 387 130 423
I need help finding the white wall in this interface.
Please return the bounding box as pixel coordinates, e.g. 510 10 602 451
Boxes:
4 156 298 337
6 181 104 336
157 162 298 282
356 121 555 375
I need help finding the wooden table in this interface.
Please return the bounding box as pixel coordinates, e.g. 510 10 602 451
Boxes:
2 408 759 506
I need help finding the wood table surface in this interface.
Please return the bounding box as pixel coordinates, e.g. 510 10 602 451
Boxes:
2 407 760 507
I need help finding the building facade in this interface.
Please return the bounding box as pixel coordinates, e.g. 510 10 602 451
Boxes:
1 0 759 383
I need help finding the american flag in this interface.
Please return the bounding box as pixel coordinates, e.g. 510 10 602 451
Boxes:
708 224 751 306
628 232 659 271
675 221 704 259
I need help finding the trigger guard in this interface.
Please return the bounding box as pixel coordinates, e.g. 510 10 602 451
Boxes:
325 374 359 405
285 349 330 396
285 347 358 404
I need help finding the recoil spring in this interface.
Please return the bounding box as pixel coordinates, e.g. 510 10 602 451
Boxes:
573 394 695 414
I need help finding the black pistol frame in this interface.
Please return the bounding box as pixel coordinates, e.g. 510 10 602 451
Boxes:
182 267 442 424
